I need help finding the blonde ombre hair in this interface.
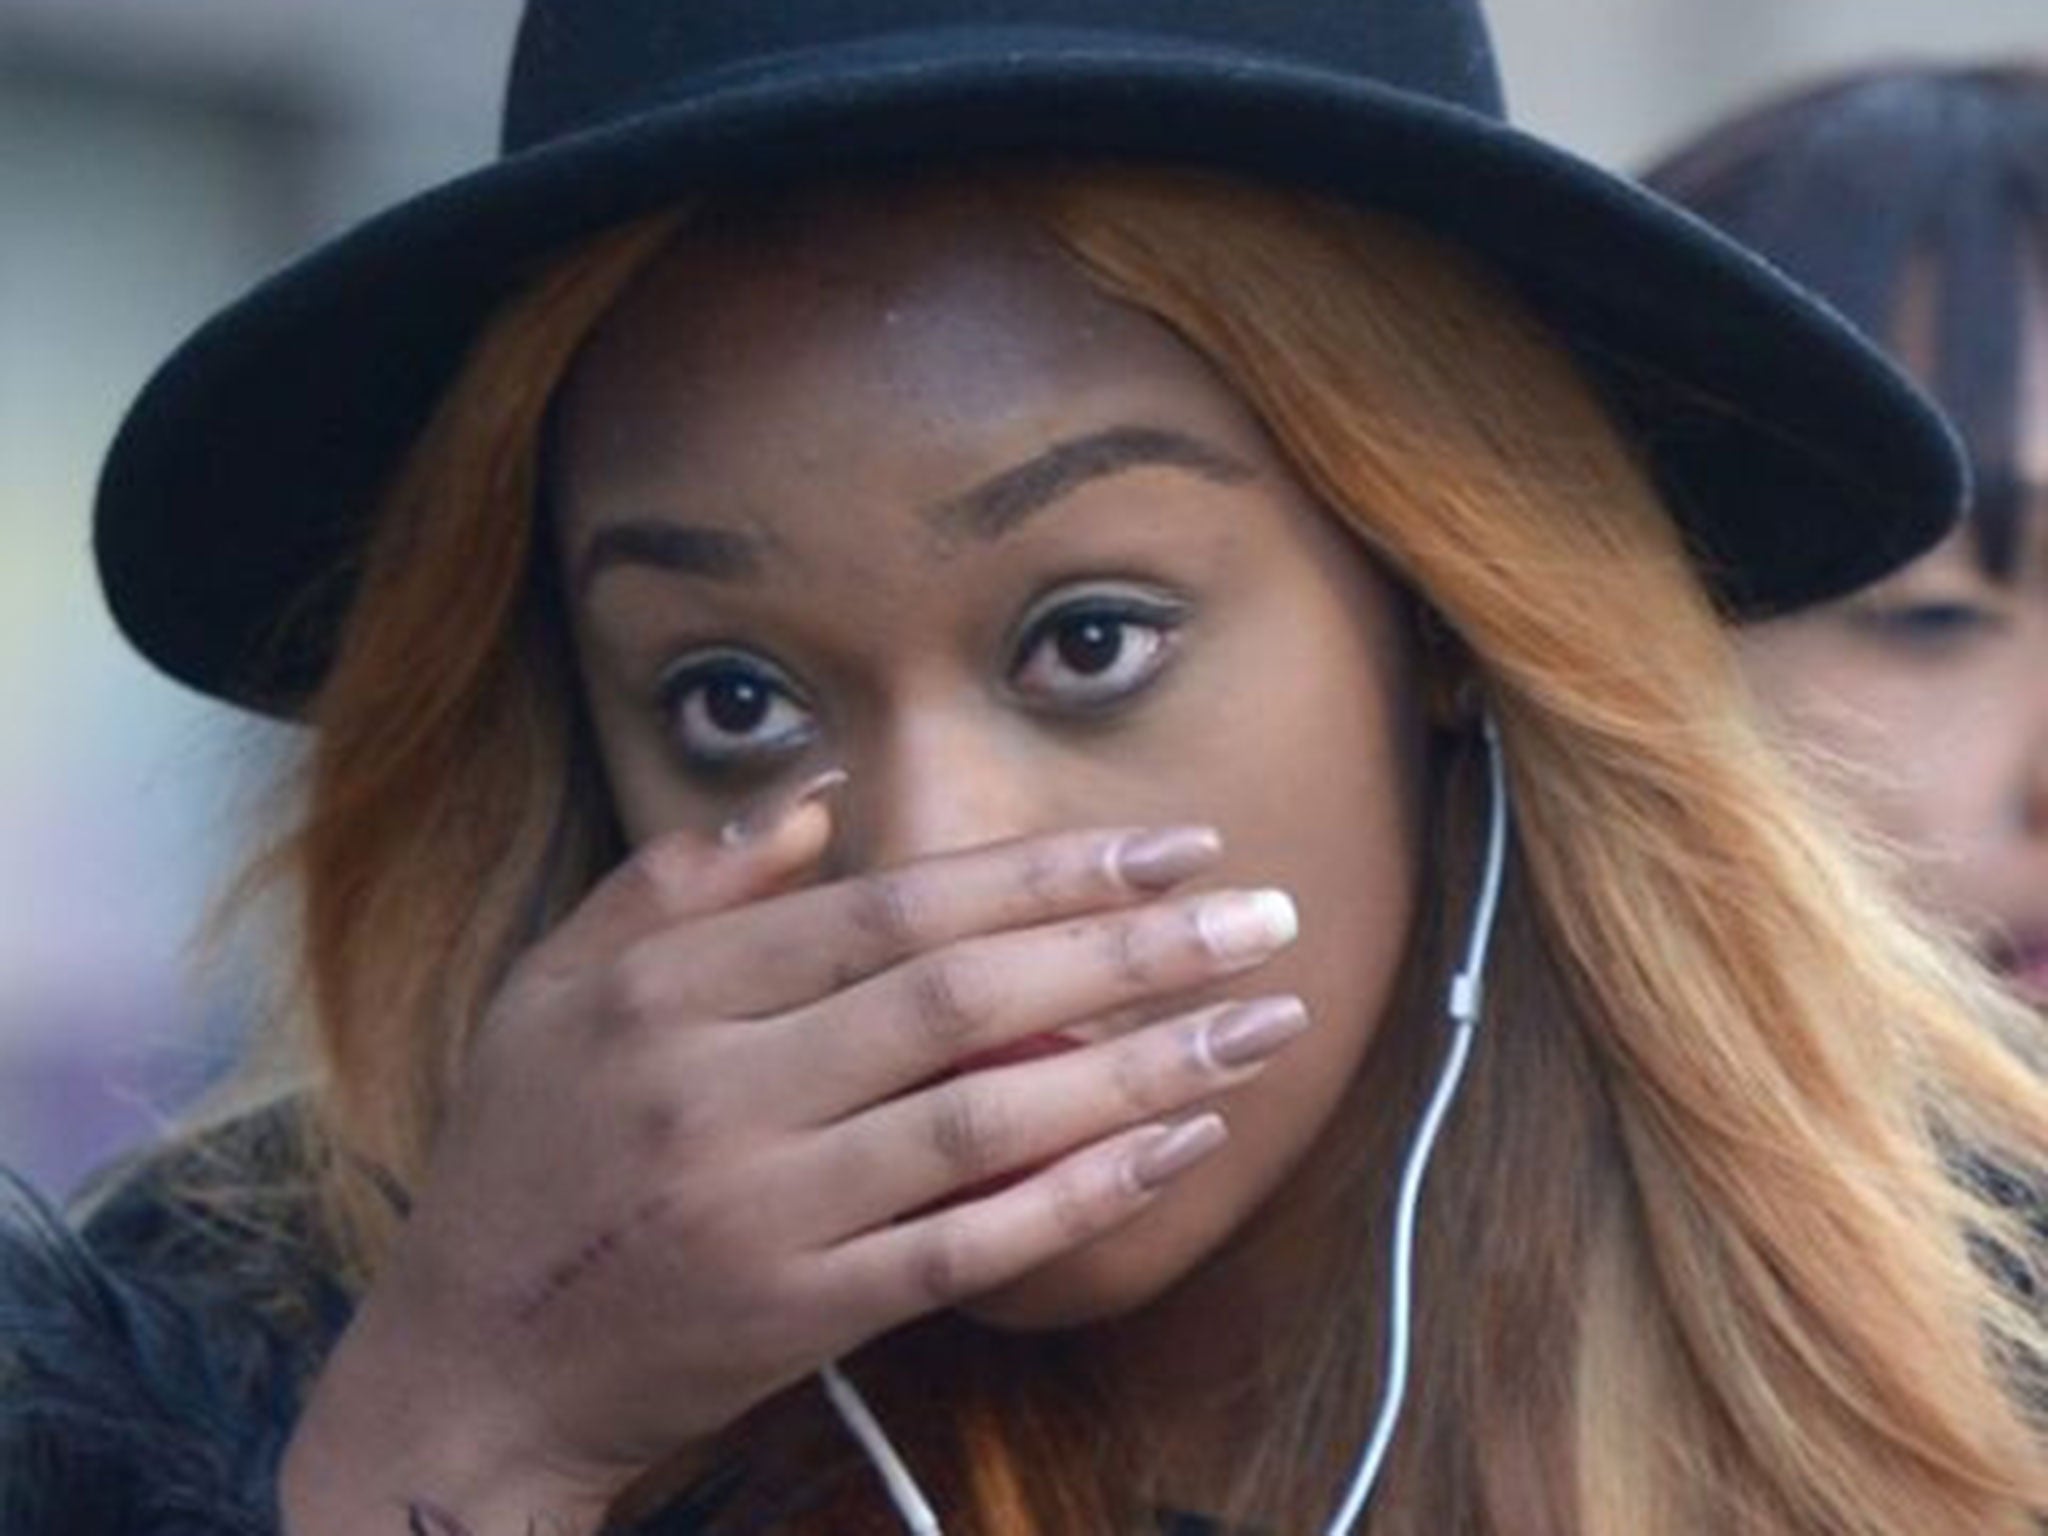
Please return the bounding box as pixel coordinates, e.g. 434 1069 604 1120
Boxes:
237 168 2048 1533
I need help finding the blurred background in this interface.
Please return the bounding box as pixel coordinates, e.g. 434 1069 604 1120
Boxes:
3 0 2045 1197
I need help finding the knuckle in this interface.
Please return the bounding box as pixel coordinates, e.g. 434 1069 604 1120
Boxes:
631 1095 706 1162
1015 842 1065 906
911 1225 969 1307
903 952 991 1055
925 1080 1012 1177
622 1089 712 1171
1098 912 1160 990
1046 1161 1111 1244
655 1179 758 1266
846 871 924 959
599 945 675 1038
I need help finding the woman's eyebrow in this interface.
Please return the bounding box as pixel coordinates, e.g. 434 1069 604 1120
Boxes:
576 522 764 596
574 424 1256 595
925 423 1257 546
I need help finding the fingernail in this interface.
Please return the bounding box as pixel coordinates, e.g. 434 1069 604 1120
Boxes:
1202 996 1311 1070
1194 889 1299 964
1129 1114 1228 1192
720 768 849 848
1111 826 1223 891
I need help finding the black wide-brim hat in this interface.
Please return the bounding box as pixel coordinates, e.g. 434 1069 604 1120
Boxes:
97 0 1965 714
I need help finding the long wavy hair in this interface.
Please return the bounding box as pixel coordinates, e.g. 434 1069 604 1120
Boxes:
228 168 2048 1533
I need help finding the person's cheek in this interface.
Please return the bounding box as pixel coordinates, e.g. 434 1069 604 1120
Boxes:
1886 670 2034 927
1738 620 2027 941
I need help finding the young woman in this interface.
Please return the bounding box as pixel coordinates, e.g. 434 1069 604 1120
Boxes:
6 6 2045 1535
1645 66 2048 1010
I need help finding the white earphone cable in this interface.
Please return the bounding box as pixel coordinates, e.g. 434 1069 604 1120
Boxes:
1322 714 1510 1536
821 1359 944 1535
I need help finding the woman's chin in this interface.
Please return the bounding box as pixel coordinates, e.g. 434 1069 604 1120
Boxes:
954 1215 1197 1332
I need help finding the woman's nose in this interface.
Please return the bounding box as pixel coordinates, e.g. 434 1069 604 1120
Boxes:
831 708 1047 875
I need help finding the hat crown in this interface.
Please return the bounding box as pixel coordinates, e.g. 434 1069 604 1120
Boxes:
504 0 1505 153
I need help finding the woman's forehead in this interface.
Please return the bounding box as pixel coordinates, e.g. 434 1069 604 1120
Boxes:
548 188 1272 536
570 186 1124 381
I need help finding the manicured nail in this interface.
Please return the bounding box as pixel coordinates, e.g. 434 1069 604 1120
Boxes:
1194 889 1299 963
720 768 849 847
1202 996 1311 1071
1129 1114 1228 1192
1111 826 1223 891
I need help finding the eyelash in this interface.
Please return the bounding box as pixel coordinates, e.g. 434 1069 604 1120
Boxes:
652 589 1188 780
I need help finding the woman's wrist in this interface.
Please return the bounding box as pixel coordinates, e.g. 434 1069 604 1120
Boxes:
280 1397 619 1536
278 1305 624 1536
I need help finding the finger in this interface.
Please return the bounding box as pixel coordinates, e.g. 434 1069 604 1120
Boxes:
623 823 1225 1020
794 996 1308 1240
760 885 1300 1124
811 1113 1229 1322
534 772 844 977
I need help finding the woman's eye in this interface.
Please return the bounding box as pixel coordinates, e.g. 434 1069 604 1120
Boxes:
1011 598 1183 710
657 652 816 771
1851 598 2010 652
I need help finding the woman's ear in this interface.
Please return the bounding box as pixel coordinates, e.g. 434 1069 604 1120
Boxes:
1416 606 1481 733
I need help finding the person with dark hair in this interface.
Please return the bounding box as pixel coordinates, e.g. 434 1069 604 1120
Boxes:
1646 66 2048 1011
3 10 2045 1536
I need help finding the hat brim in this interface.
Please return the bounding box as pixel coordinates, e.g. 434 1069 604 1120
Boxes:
95 28 1963 712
